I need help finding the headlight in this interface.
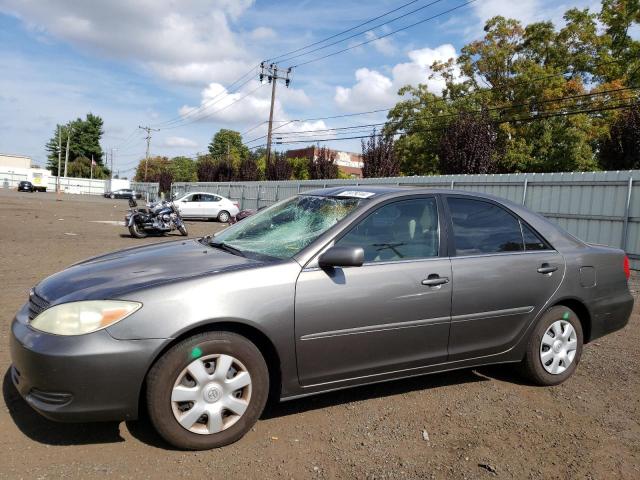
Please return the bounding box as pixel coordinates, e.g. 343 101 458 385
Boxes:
30 300 141 336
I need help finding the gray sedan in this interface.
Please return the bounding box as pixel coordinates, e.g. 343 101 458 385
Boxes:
10 187 634 450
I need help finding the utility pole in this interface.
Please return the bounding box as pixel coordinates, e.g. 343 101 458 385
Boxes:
110 148 115 180
139 125 160 181
259 63 292 165
64 124 73 178
57 125 62 193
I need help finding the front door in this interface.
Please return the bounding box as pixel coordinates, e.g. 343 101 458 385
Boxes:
295 196 452 386
178 194 202 217
444 196 565 360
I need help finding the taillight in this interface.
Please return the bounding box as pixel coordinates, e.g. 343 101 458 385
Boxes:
623 255 631 280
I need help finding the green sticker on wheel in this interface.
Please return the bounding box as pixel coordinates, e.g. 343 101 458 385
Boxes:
191 346 203 359
563 312 570 320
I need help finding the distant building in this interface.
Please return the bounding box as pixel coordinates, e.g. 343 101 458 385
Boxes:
0 153 31 169
285 146 364 178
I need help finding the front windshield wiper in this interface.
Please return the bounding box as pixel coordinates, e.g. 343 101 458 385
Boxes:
209 240 245 257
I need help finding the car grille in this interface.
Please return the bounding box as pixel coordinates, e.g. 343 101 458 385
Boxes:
28 291 50 320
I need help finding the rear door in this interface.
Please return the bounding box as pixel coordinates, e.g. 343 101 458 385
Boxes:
294 196 452 386
199 194 218 217
444 196 564 360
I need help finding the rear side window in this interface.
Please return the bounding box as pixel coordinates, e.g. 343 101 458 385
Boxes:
447 197 523 255
521 222 551 251
337 197 439 263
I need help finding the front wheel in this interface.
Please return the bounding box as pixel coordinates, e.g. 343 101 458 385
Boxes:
520 305 583 386
110 193 115 199
178 223 188 236
146 331 269 450
217 210 230 223
128 222 148 238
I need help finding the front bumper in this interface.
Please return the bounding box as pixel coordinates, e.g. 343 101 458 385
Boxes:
9 304 165 422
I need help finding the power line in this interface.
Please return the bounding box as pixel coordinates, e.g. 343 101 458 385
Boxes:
275 0 446 64
271 100 638 145
161 83 266 130
259 86 640 139
290 0 477 68
151 66 260 128
266 0 422 63
242 58 627 142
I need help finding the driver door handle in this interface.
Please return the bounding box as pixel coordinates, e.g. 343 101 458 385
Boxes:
537 263 558 274
421 275 449 287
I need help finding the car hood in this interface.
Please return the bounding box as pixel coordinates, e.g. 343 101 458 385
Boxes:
35 239 263 303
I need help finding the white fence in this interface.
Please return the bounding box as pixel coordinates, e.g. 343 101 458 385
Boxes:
1 172 159 200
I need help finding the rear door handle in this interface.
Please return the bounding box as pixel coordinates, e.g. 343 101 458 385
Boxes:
421 275 449 287
537 264 558 274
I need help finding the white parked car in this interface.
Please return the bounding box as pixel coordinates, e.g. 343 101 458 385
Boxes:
173 192 240 222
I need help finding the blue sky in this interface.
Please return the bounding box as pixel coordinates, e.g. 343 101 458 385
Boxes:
0 0 598 176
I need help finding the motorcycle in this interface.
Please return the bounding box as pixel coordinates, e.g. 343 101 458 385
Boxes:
125 198 188 238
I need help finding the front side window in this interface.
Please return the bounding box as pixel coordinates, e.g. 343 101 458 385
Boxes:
447 197 523 255
212 195 364 260
337 197 439 263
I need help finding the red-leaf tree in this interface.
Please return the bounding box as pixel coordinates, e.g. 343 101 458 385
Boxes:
361 129 400 178
438 110 497 174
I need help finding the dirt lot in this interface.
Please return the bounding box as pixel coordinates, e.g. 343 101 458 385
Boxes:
0 189 638 479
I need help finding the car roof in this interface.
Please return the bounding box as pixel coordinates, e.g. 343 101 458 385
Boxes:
302 185 497 201
180 191 222 196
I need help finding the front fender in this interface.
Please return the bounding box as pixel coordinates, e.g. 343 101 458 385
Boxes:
128 213 141 227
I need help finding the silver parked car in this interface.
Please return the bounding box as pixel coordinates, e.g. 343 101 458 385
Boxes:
10 187 634 450
173 191 240 222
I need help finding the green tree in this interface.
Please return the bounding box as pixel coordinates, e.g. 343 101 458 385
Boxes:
288 157 310 180
134 156 171 182
169 156 197 182
385 1 640 174
208 129 250 169
46 113 107 178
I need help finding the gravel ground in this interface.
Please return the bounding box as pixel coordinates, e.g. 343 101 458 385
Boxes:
0 189 638 479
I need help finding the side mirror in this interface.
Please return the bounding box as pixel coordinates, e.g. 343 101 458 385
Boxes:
128 198 138 208
318 245 364 268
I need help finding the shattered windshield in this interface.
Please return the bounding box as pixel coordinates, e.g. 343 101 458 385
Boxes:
212 195 364 260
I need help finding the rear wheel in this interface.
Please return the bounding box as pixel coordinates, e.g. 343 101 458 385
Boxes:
128 222 148 238
217 210 230 223
146 331 269 450
520 305 583 386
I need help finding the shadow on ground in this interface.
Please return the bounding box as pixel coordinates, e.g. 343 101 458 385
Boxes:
3 364 525 449
2 369 124 446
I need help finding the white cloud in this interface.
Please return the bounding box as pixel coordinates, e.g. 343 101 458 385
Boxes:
0 0 256 86
179 80 313 126
250 26 276 40
473 0 539 26
162 136 198 148
364 31 396 56
335 44 459 111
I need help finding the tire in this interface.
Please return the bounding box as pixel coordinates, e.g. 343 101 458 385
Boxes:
146 331 269 450
178 224 188 236
217 211 230 223
110 193 115 199
520 305 583 386
128 222 148 238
